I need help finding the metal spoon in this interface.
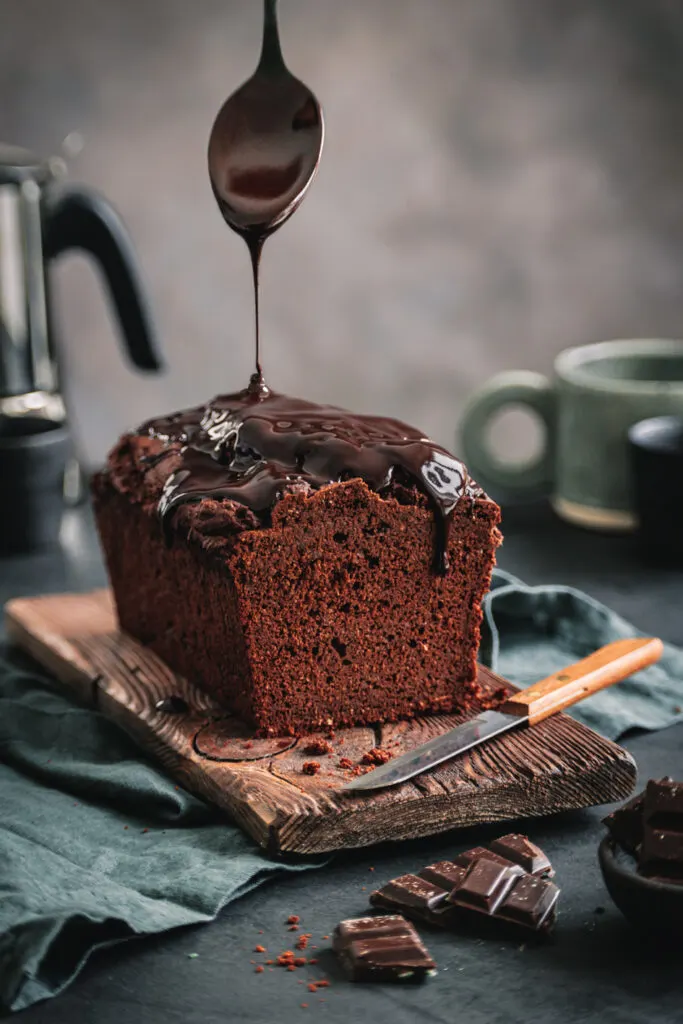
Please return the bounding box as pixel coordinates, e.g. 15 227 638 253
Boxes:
207 0 324 389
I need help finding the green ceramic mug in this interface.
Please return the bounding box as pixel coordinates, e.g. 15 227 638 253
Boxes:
460 339 683 531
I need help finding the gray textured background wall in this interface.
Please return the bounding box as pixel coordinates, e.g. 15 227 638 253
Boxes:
2 0 683 469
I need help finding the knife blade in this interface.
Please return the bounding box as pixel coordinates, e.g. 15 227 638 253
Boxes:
343 636 663 793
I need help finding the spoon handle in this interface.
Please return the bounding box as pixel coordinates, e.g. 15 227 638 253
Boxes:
258 0 286 74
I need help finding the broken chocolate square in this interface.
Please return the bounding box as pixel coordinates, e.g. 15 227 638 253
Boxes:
490 833 555 878
333 915 435 982
418 861 468 891
447 859 525 915
496 873 560 932
369 874 449 915
453 846 516 871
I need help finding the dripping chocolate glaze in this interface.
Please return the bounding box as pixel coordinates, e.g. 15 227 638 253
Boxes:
149 5 475 573
207 0 324 389
141 387 479 574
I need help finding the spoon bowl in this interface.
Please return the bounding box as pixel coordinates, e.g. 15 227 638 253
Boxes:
208 0 324 239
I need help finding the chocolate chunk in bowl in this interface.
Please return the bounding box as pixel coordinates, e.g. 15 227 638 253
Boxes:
600 778 683 938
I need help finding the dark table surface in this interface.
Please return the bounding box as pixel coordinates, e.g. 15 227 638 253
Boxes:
2 502 682 1024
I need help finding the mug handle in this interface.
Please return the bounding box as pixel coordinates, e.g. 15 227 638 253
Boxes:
459 371 556 497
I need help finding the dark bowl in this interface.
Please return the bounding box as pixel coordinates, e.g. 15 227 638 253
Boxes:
599 836 683 939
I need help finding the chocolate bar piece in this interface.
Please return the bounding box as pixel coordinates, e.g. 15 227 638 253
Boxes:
490 833 555 878
496 873 560 931
370 874 449 915
454 846 516 871
333 915 435 982
419 861 468 891
370 834 559 935
639 777 683 880
644 777 683 818
603 792 645 855
453 836 554 879
447 859 525 914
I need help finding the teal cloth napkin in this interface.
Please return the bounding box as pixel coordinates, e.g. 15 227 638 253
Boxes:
2 569 683 1012
483 570 683 739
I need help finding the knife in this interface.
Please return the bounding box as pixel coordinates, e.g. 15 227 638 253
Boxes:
343 636 663 793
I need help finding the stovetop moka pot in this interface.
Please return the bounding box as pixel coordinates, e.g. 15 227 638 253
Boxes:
0 142 162 408
0 142 162 548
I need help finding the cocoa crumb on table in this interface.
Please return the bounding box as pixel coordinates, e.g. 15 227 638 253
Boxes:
302 761 321 775
303 739 334 756
361 747 393 766
254 945 266 953
338 757 354 770
287 915 300 924
307 979 330 993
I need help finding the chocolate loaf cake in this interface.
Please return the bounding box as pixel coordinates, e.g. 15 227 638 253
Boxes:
93 387 501 735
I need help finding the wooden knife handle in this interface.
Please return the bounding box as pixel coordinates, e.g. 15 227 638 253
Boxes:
499 637 663 726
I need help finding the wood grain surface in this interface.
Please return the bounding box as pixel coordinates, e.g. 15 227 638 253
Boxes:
4 590 637 855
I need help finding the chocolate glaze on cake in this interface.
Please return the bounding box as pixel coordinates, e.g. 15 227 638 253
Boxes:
142 385 480 574
95 423 500 734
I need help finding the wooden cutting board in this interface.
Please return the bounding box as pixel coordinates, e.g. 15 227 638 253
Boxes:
5 590 636 856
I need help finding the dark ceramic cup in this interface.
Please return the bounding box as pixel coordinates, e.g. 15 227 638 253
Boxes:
628 415 683 564
461 338 683 531
0 414 70 555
